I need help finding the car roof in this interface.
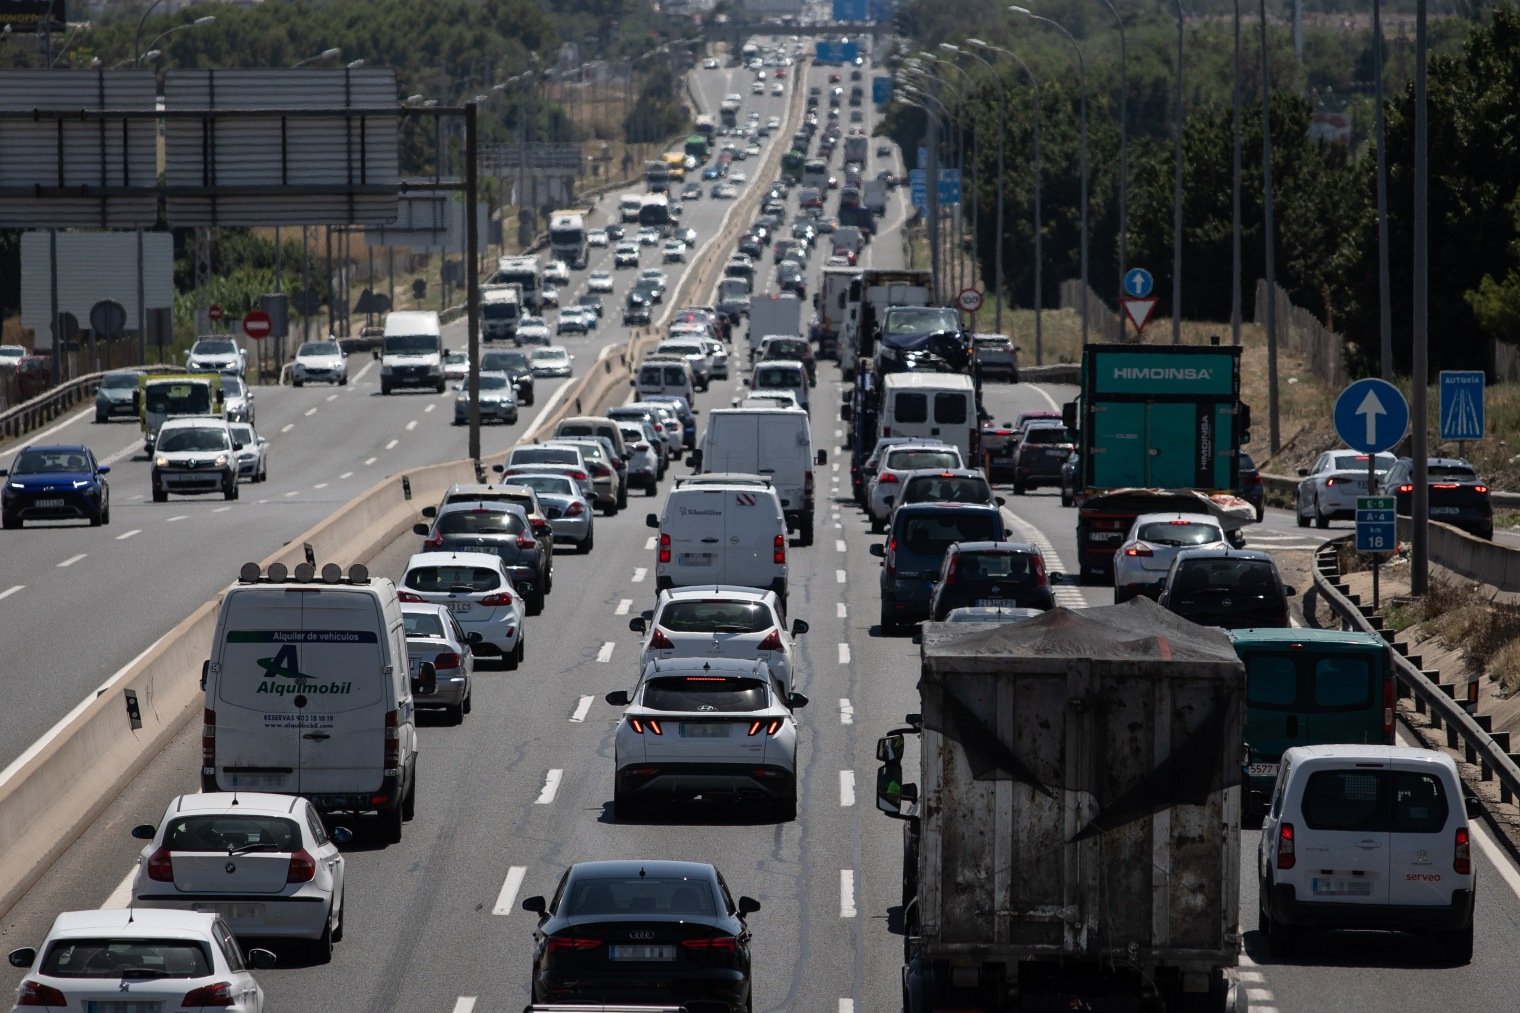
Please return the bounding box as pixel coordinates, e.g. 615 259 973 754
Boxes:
437 499 528 517
901 467 987 481
1132 511 1221 526
1226 627 1386 647
400 600 455 619
1172 547 1276 564
405 550 506 570
895 501 1001 517
566 859 718 881
158 416 229 431
659 585 776 605
1279 743 1457 772
168 791 304 817
948 540 1040 554
50 908 219 936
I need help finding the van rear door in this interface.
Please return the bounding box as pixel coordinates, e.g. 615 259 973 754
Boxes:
720 489 783 588
704 413 761 474
1290 763 1392 907
295 590 389 795
663 489 728 586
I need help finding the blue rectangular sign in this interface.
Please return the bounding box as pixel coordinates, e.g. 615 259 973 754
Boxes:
833 0 868 20
908 168 927 211
872 75 892 104
1356 518 1396 553
1439 370 1485 441
937 168 960 206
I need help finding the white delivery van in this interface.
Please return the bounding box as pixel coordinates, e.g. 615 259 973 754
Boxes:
379 310 445 395
695 408 825 545
648 483 789 609
201 562 426 844
879 371 978 460
619 192 644 223
634 357 696 405
749 360 809 412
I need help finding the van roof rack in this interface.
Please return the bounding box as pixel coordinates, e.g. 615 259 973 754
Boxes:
238 562 370 585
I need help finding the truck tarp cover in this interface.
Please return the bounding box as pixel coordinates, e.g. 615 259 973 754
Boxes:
920 597 1242 841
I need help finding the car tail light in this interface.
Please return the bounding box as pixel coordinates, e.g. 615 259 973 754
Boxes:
548 936 604 953
423 532 444 549
649 626 675 649
630 718 664 735
1032 554 1048 586
516 533 537 548
287 848 317 884
748 719 784 736
1455 827 1471 875
181 981 237 1006
15 982 68 1006
1247 473 1263 487
943 557 958 586
1397 483 1414 494
1384 675 1395 738
481 591 514 607
1475 485 1489 494
1276 822 1296 869
570 470 588 481
1432 482 1458 490
147 846 174 882
201 708 216 774
1324 477 1338 487
683 936 740 952
398 591 424 603
885 538 897 578
434 652 461 671
384 709 400 775
773 533 786 565
878 472 898 484
758 628 783 651
1124 543 1154 557
592 462 611 478
659 533 672 564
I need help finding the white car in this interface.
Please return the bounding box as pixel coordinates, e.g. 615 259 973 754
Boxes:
586 270 615 293
228 422 268 483
515 315 551 345
401 601 476 722
587 228 609 247
663 239 688 263
290 338 347 386
541 283 560 309
442 349 469 381
542 259 570 284
606 657 808 820
771 82 784 96
636 226 662 247
614 241 641 267
530 345 574 378
7 909 273 1011
129 792 349 959
1295 450 1397 528
703 57 720 69
751 80 765 94
630 585 807 694
867 442 963 531
399 551 525 668
730 171 748 184
185 336 246 377
617 422 662 494
1111 512 1228 602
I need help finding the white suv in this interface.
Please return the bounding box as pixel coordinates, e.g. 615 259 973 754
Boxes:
1258 744 1476 962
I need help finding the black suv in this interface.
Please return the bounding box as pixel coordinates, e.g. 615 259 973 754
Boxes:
480 348 535 406
1157 548 1295 629
871 502 1006 631
1378 456 1493 540
927 541 1055 620
414 501 552 615
1009 422 1077 495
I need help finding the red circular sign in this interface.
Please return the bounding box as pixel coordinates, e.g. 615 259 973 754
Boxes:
242 309 273 340
208 303 224 322
956 288 984 313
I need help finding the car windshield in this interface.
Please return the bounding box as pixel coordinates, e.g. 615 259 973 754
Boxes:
229 425 255 445
195 340 236 355
513 474 576 496
1137 521 1222 546
404 612 447 637
384 335 440 354
477 374 510 390
100 373 138 389
898 513 1000 555
756 366 801 387
482 352 529 372
404 564 503 592
1021 427 1075 445
885 307 958 335
163 814 300 853
221 377 244 396
643 676 769 712
658 600 773 633
298 342 339 356
886 449 960 471
562 874 716 917
1172 558 1279 595
40 938 212 979
12 449 90 474
532 350 567 362
904 476 989 504
434 510 525 537
158 427 229 453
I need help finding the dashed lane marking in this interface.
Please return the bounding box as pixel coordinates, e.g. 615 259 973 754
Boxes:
313 483 329 490
57 554 86 568
839 770 856 807
385 439 399 450
838 643 850 665
280 423 294 434
491 866 527 915
364 456 378 466
535 769 563 804
304 407 318 417
424 403 436 413
340 471 353 480
596 641 615 663
839 698 854 725
569 696 594 723
839 870 856 918
645 536 656 551
406 420 418 431
0 585 23 602
836 602 847 619
166 515 188 523
632 567 647 583
451 1000 476 1013
115 529 140 541
835 539 847 552
835 569 847 583
615 599 632 616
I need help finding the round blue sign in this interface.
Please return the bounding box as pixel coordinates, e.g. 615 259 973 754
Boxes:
1333 378 1409 454
1123 268 1154 299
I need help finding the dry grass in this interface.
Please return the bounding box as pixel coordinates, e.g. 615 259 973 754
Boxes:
1387 573 1520 689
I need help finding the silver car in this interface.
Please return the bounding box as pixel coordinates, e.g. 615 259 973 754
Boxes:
401 601 476 723
453 371 519 426
617 422 661 494
1112 511 1228 602
508 471 595 553
220 375 255 424
228 422 268 483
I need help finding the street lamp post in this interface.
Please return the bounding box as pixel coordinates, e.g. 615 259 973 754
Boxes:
292 47 340 68
949 41 1006 334
932 50 981 295
903 69 960 298
1172 0 1185 344
1010 6 1086 347
132 0 166 70
1374 0 1393 379
1095 0 1128 340
1231 0 1243 348
136 14 213 68
899 83 949 302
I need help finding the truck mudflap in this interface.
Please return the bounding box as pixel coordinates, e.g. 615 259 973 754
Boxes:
905 956 1244 1013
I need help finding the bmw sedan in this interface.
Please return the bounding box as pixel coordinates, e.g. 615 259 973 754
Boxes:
523 859 760 1012
1 443 110 528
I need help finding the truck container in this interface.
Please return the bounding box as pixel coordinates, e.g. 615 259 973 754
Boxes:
746 292 803 362
813 266 860 361
842 131 869 166
878 599 1245 1013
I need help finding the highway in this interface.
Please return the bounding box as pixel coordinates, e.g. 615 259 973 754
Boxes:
2 39 1518 1013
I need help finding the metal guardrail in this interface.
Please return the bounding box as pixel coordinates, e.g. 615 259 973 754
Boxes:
1311 535 1520 807
0 364 184 443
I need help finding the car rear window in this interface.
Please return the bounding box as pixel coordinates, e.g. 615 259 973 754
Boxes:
1428 464 1478 481
1246 655 1376 711
404 565 503 593
1300 769 1449 833
404 612 447 637
164 815 301 852
1136 521 1222 546
756 366 802 387
953 551 1040 583
658 601 772 633
898 513 1000 555
41 939 213 979
1172 559 1280 595
887 449 960 471
563 875 716 917
435 510 525 536
1022 427 1075 445
512 447 576 466
514 475 576 496
643 676 769 712
903 476 991 504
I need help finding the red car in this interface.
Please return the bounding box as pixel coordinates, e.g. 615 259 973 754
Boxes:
832 246 858 266
828 72 842 83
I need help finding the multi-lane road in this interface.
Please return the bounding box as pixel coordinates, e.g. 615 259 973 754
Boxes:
2 39 1519 1013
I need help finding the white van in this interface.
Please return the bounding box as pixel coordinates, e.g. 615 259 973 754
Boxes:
879 371 978 460
619 192 644 223
634 357 696 405
380 310 445 395
1258 744 1476 962
647 483 789 609
201 562 426 844
695 408 825 545
749 360 809 412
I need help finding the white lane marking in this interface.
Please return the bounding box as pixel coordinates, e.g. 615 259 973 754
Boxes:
424 403 436 413
839 1002 854 1013
385 439 399 450
166 514 188 522
1246 989 1274 1003
834 428 843 438
57 553 86 568
596 641 616 663
101 867 136 909
615 599 633 616
645 536 656 551
406 420 418 431
304 407 318 417
836 602 847 619
452 1000 477 1013
838 643 850 665
835 569 847 583
632 567 647 583
115 529 141 541
1027 384 1061 411
840 698 854 725
1237 970 1265 983
1473 818 1520 902
326 394 339 402
839 770 856 807
832 461 840 472
313 482 328 490
536 769 563 805
351 360 374 384
280 423 295 434
0 407 95 463
839 870 856 917
491 866 528 915
570 695 594 723
0 584 24 602
364 456 378 466
283 490 299 498
1000 506 1087 609
340 471 353 480
835 539 847 552
212 506 231 513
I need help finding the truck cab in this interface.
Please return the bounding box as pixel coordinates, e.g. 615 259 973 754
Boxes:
138 373 224 453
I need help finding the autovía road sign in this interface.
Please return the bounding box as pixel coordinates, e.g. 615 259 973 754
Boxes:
1439 370 1485 441
1356 496 1397 554
1333 378 1409 455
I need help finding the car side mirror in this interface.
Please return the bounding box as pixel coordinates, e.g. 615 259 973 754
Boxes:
790 618 808 636
98 465 111 475
8 948 36 969
815 449 827 465
787 692 809 709
629 616 647 633
995 496 1005 506
131 824 156 840
244 947 277 970
522 895 548 916
1048 571 1065 585
413 522 430 536
869 543 885 557
330 826 354 845
413 661 437 696
232 442 244 451
1227 529 1246 549
421 505 437 519
1282 584 1298 597
1296 467 1309 477
1466 796 1482 819
645 513 660 529
738 896 762 915
372 348 381 360
605 690 631 706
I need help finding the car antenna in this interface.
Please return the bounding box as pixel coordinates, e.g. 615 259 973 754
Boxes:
639 866 646 879
230 792 239 806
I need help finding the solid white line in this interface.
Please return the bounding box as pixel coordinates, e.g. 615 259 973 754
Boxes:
491 866 528 915
536 769 563 804
614 598 633 616
1472 819 1520 902
304 407 319 417
837 643 850 665
452 1000 477 1013
339 471 353 480
632 567 647 583
835 569 847 583
115 529 141 541
280 423 295 434
385 439 399 450
166 514 188 522
364 456 378 466
839 870 856 917
836 602 847 619
839 770 856 807
570 695 594 723
596 641 616 663
100 867 136 909
835 539 847 552
839 698 854 725
0 407 92 463
1027 384 1061 411
406 420 418 431
57 553 86 568
1246 989 1275 1003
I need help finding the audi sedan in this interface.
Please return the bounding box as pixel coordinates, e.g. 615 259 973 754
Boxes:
629 586 808 694
605 658 808 821
523 859 760 1012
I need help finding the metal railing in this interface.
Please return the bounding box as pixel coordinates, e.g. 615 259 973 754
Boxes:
0 364 184 443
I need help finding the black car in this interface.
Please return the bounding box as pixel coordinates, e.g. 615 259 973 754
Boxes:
1009 422 1077 495
624 293 654 326
0 443 110 528
577 293 604 318
1238 451 1264 522
479 348 535 406
524 860 758 1012
413 501 551 614
980 424 1019 484
1157 548 1295 629
872 501 1007 631
1378 455 1493 540
927 540 1056 620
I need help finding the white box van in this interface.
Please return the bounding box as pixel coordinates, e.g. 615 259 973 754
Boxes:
634 357 696 405
695 408 825 544
619 192 644 223
1258 744 1476 962
380 310 445 395
879 371 977 460
201 562 426 843
647 483 789 609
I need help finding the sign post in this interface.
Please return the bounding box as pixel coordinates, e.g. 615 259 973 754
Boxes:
1335 379 1410 608
1120 268 1153 341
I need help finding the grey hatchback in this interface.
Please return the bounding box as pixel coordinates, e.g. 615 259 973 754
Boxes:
871 502 1006 631
413 501 552 615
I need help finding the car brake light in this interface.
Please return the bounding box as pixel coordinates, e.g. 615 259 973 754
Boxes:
562 499 585 517
182 981 238 1006
758 628 783 651
1397 484 1413 494
423 533 444 549
516 533 537 548
683 936 740 952
774 533 786 565
659 533 672 564
1455 827 1471 875
147 846 174 882
201 708 216 774
1384 675 1395 738
15 982 69 1006
1032 554 1048 586
630 718 664 735
747 719 784 736
878 472 898 484
287 848 317 884
882 425 891 436
1124 543 1154 557
1432 483 1459 489
885 537 896 577
1276 822 1296 869
649 627 675 649
481 591 514 607
570 470 588 481
548 936 604 952
434 652 461 671
1324 477 1337 487
398 591 424 603
1475 484 1489 494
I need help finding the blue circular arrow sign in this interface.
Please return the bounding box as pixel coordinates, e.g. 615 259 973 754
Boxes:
1333 378 1409 454
1123 268 1154 298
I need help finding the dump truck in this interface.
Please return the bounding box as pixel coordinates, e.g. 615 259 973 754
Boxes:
878 599 1246 1013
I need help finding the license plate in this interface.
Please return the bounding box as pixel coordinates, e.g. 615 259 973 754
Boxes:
681 723 730 738
609 944 676 961
1311 877 1373 897
445 602 473 614
195 902 263 920
85 1003 163 1013
1247 763 1279 778
1430 506 1460 516
1089 532 1124 542
34 498 66 507
976 599 1019 607
678 552 714 565
229 773 287 788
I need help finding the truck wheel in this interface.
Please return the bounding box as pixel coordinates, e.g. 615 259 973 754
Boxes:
799 513 814 546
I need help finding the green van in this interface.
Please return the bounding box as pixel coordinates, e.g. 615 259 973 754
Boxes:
1228 628 1395 818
